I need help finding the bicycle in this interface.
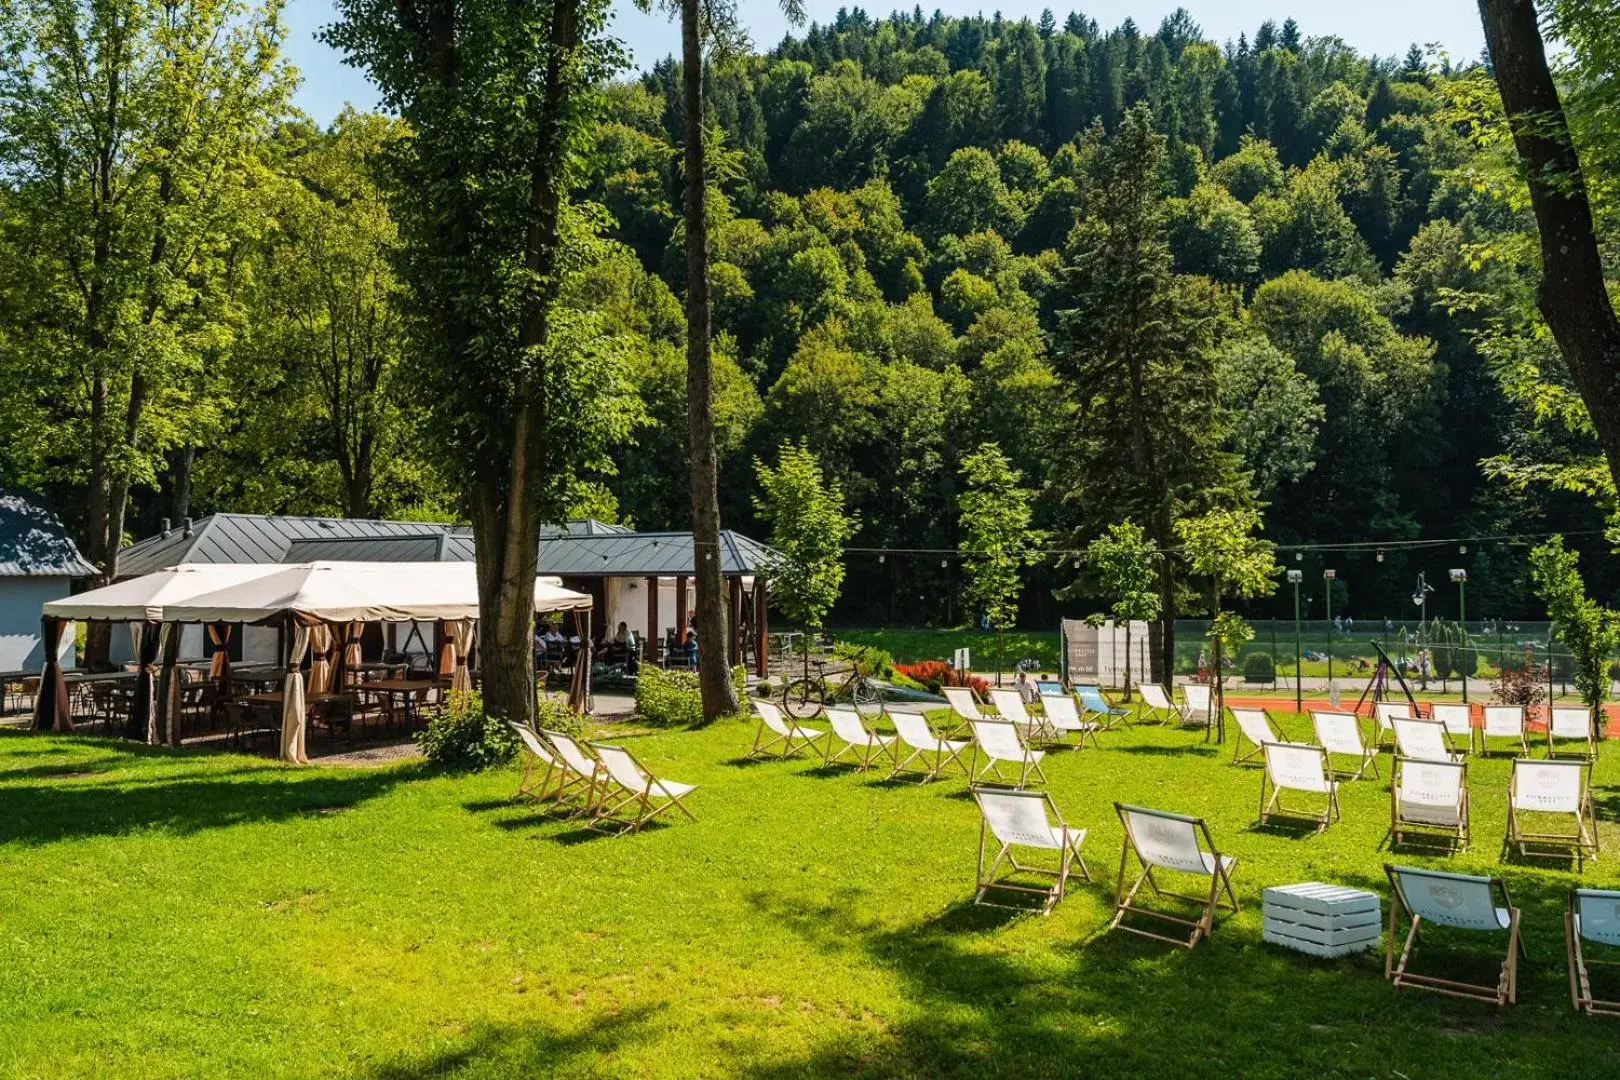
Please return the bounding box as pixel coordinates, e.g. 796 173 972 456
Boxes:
781 657 883 718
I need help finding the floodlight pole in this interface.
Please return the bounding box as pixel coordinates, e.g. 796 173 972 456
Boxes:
1323 569 1337 684
1451 568 1468 704
1288 569 1303 714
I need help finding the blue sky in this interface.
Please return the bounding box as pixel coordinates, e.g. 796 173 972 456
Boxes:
283 0 1485 123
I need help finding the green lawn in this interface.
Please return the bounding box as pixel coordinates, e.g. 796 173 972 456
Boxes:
834 627 1061 671
3 718 1619 1078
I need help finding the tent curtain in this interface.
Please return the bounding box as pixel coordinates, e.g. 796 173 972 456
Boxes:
567 608 591 713
158 626 183 746
280 622 311 764
345 621 363 685
437 620 456 682
451 620 475 692
129 620 164 743
309 623 334 696
208 623 232 679
31 616 71 732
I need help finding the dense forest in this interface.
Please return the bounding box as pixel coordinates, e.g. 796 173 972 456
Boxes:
1 4 1614 627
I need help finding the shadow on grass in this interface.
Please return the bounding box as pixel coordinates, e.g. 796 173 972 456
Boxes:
366 1002 664 1079
1112 743 1219 758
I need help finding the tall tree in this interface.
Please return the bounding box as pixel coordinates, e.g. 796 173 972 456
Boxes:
753 441 856 640
1083 520 1162 700
956 441 1042 680
1477 0 1620 499
326 0 639 727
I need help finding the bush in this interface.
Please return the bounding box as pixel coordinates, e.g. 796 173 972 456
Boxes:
892 660 990 699
832 641 894 678
636 664 748 726
418 691 519 771
1492 649 1548 709
533 696 585 738
1242 652 1275 682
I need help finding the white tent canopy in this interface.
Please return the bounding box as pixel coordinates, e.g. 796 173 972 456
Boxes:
159 561 592 625
42 564 287 622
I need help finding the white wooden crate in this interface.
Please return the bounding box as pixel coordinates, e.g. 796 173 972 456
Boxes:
1262 882 1381 958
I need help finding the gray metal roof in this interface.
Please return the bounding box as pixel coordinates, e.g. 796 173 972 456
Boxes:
534 530 778 577
0 492 97 578
281 534 456 562
118 514 465 577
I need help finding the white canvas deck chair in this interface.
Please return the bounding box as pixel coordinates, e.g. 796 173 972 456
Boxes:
1231 707 1280 764
822 707 897 772
1134 682 1179 725
587 742 698 835
1111 804 1239 949
1373 700 1414 750
972 786 1090 915
1548 705 1598 760
1568 888 1620 1015
1181 683 1213 728
1311 709 1379 780
941 686 986 734
1480 704 1529 757
1392 716 1461 763
889 711 971 782
1391 757 1470 850
543 729 607 818
1385 865 1522 1006
1260 742 1340 832
1074 684 1129 729
1037 693 1102 750
1430 703 1475 755
969 719 1047 787
749 698 828 760
511 723 595 810
987 688 1034 728
1508 758 1598 867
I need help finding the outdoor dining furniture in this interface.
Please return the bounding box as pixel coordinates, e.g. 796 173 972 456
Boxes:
363 678 438 730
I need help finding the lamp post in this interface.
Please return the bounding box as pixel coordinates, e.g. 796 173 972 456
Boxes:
1450 568 1468 704
1288 569 1303 713
1413 572 1434 690
1323 569 1337 684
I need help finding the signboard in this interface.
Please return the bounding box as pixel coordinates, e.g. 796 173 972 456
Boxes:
1061 619 1153 688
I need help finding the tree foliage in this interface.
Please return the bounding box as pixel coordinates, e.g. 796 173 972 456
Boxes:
753 441 856 630
956 442 1041 630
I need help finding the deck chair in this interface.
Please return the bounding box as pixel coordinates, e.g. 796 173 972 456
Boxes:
1181 683 1213 728
1074 685 1129 729
587 742 697 834
1480 704 1529 757
1392 716 1461 763
1391 757 1470 850
1135 682 1179 725
1568 888 1620 1015
889 711 971 782
1231 707 1280 765
969 719 1047 787
1430 702 1475 755
1037 693 1102 750
1385 865 1522 1006
1508 758 1598 866
1034 679 1066 697
511 723 563 803
822 706 897 772
1548 705 1598 760
972 786 1090 914
543 729 607 818
941 686 987 734
1260 742 1340 832
1374 700 1413 750
1111 804 1239 949
1311 709 1379 780
749 699 829 759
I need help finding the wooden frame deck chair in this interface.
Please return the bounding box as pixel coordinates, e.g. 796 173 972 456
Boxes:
1430 702 1475 755
511 722 565 803
972 786 1090 915
1181 683 1213 728
1260 742 1340 832
1311 709 1379 780
969 719 1047 787
1548 705 1598 761
587 742 697 835
941 686 986 735
1567 888 1620 1015
1134 682 1179 725
1391 757 1469 850
1231 707 1280 764
822 706 897 772
889 710 971 782
1374 700 1414 750
987 687 1035 728
542 729 607 818
1508 758 1598 867
1480 704 1529 757
749 698 828 760
1037 693 1102 750
1074 684 1129 729
1111 804 1239 948
1385 865 1522 1006
1392 716 1461 763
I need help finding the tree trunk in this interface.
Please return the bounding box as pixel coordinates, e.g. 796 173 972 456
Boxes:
170 445 195 522
1478 0 1620 498
682 0 738 720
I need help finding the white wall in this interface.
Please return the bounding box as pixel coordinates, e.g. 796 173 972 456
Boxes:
0 577 77 671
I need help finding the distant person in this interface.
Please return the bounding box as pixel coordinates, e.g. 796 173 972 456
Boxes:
1345 616 1354 633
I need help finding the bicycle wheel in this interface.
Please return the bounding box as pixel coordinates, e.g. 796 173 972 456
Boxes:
852 676 882 708
782 678 825 718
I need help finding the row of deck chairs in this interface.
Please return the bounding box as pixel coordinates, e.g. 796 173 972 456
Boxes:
943 687 1110 747
510 724 697 835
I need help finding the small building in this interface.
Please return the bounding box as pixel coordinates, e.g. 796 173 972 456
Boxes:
0 491 96 672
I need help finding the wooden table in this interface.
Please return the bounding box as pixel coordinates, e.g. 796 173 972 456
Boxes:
361 679 438 728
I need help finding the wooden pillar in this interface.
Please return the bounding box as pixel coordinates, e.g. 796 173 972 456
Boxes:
675 576 688 642
728 576 743 667
753 579 769 678
645 576 658 665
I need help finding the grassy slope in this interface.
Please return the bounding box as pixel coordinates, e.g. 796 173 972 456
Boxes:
2 720 1619 1078
834 628 1062 670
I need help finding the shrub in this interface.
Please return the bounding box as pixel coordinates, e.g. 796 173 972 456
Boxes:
893 660 990 699
636 665 748 726
832 641 894 678
418 691 519 771
1491 649 1548 709
1242 652 1275 682
534 696 585 738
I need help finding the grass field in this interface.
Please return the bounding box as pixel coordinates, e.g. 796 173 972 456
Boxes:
833 628 1061 670
3 717 1620 1078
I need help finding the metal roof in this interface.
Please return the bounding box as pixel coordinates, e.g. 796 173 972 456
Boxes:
281 534 455 563
118 513 463 577
0 492 97 578
534 530 778 577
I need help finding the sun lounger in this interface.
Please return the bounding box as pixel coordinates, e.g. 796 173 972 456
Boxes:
971 786 1089 914
1110 803 1238 948
1385 865 1522 1006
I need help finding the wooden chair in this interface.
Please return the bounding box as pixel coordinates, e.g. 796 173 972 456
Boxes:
1311 709 1379 780
1391 757 1470 850
971 786 1089 915
1548 705 1598 760
1430 702 1475 755
1259 742 1340 832
969 719 1047 788
1385 865 1522 1006
1480 704 1529 757
1508 758 1598 868
1111 803 1238 949
1231 707 1280 765
1568 888 1620 1015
